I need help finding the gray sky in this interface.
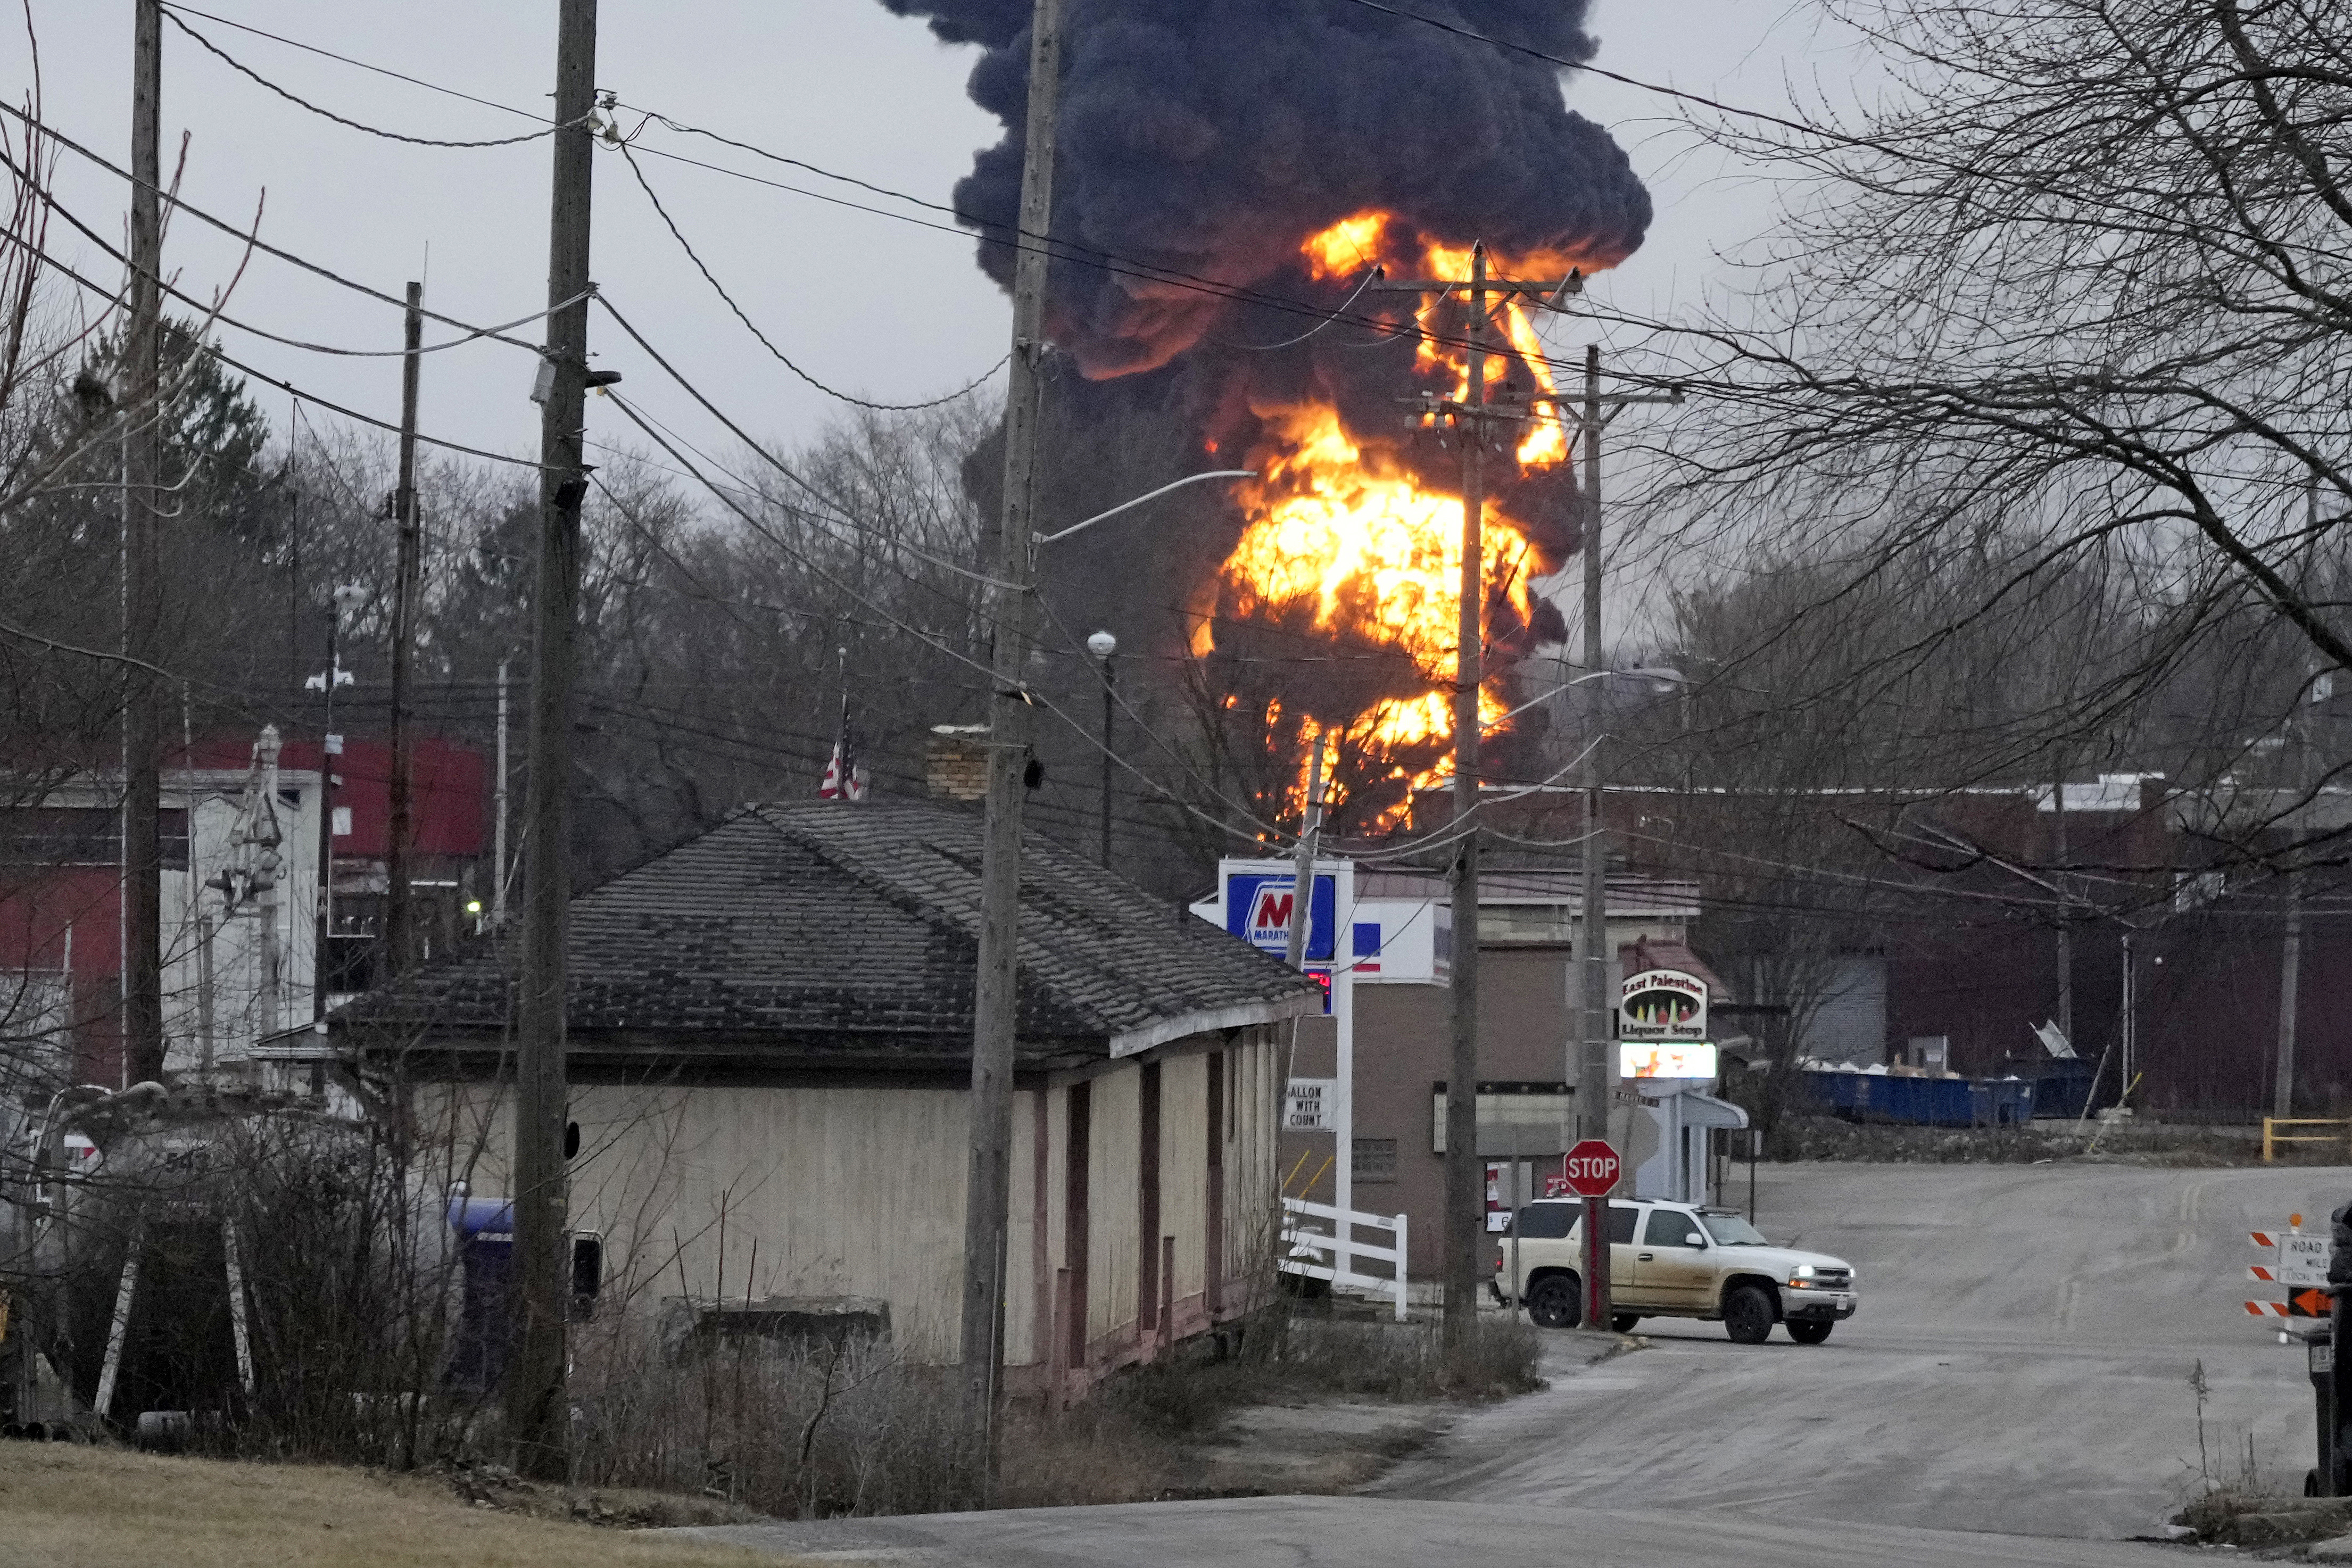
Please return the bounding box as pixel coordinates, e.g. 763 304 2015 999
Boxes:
7 2 1852 481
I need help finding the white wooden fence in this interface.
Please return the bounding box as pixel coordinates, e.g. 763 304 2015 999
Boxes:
1279 1195 1410 1321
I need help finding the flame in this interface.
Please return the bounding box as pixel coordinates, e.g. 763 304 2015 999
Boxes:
1199 211 1594 832
1304 212 1389 280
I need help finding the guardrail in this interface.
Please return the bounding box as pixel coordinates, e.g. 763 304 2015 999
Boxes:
2263 1117 2352 1163
1279 1196 1409 1322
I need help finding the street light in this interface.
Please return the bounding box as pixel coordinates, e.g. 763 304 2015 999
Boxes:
1034 470 1257 545
1488 664 1689 731
1087 631 1117 866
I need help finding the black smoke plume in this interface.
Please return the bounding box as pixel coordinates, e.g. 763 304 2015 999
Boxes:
883 0 1651 831
882 0 1651 377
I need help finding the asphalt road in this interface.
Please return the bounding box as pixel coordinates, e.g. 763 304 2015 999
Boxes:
1378 1159 2341 1539
688 1160 2346 1565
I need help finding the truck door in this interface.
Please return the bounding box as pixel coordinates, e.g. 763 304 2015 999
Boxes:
1634 1206 1716 1309
1604 1201 1649 1307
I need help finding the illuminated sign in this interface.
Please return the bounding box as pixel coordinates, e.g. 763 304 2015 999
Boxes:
1224 870 1337 961
1619 967 1709 1040
1619 1041 1720 1080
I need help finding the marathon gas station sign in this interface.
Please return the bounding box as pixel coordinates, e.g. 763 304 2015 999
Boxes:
1227 868 1340 964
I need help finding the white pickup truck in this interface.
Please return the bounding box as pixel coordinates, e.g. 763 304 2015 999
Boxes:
1490 1197 1858 1344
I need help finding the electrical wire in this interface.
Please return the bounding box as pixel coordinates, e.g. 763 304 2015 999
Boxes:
600 368 1289 844
595 388 1283 848
1228 265 1385 351
618 142 1009 413
162 10 569 149
0 99 554 349
99 14 1613 385
0 142 590 362
158 3 546 124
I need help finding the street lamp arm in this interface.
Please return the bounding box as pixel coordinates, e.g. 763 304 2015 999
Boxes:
1487 665 1691 729
1034 470 1257 545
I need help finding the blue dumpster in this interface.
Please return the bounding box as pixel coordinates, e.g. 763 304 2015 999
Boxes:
1804 1069 2035 1127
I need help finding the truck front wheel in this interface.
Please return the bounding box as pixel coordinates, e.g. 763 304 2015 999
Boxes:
1723 1285 1775 1345
1527 1275 1583 1329
1785 1319 1834 1345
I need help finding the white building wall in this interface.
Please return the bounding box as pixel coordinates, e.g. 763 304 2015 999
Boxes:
413 1027 1288 1375
158 764 328 1073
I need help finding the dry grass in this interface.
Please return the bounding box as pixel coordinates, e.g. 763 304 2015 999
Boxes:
0 1443 801 1568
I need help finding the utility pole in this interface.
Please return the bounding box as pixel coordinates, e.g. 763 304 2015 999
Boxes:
1570 344 1682 1332
493 657 510 928
2280 477 2322 1122
511 0 597 1484
1088 630 1116 866
1369 253 1583 1340
1442 244 1490 1348
1283 734 1328 972
1576 344 1609 1330
306 594 354 1023
258 725 283 1033
122 0 164 1084
960 0 1063 1491
385 282 424 979
2053 762 2072 1047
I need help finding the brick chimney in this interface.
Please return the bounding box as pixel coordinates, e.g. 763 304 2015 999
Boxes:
925 725 989 802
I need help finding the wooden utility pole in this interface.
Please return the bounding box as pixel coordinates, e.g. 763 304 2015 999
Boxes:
1576 343 1608 1328
385 282 424 978
493 657 510 928
960 0 1063 1491
1570 345 1683 1330
511 0 597 1483
1370 254 1578 1340
1441 245 1490 1347
310 589 354 1024
1282 734 1328 972
122 0 164 1084
2052 762 2072 1047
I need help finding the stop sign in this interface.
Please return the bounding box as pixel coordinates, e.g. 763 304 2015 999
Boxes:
1561 1139 1621 1197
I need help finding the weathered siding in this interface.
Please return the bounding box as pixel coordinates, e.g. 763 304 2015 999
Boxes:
413 1024 1287 1381
1086 1065 1140 1356
427 1083 974 1361
1160 1051 1208 1316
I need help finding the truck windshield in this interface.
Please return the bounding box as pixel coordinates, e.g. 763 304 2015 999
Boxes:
1701 1213 1771 1246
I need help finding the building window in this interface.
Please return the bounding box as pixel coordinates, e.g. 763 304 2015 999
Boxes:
0 806 186 868
1430 1081 1574 1155
1352 1138 1397 1184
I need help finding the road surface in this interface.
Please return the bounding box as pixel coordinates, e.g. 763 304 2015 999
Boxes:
1378 1160 2338 1538
688 1159 2345 1564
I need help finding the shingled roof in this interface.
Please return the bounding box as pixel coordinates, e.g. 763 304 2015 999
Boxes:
329 800 1320 1072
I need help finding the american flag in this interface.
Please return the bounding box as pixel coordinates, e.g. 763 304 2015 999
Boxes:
819 725 866 801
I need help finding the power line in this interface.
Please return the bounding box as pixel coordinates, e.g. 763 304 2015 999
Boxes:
113 16 1619 386
0 144 588 361
618 143 1009 413
0 99 554 347
162 10 568 149
595 387 1280 849
0 213 546 467
158 3 550 126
